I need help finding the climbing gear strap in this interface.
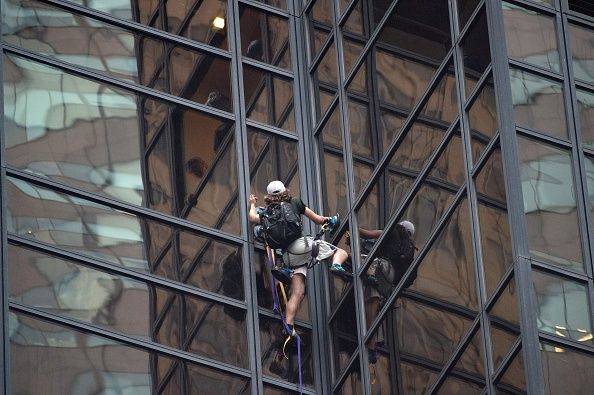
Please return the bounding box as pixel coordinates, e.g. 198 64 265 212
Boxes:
266 245 303 395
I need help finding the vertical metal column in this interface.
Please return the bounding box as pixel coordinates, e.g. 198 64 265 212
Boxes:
484 0 545 392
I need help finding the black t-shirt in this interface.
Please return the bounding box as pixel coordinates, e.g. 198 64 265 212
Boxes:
290 197 306 216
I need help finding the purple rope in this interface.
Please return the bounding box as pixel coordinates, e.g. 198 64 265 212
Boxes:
266 246 303 395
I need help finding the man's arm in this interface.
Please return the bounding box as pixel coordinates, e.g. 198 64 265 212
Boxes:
304 207 329 225
359 228 382 239
248 194 261 224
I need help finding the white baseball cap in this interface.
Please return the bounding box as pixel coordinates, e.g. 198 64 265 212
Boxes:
399 220 415 236
266 180 286 195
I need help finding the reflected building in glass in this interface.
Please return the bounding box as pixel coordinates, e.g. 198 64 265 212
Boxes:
1 0 594 393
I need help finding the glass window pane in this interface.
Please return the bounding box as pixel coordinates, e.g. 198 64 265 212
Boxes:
429 132 466 187
243 65 295 132
6 176 244 296
9 311 249 394
253 0 287 9
585 155 594 220
475 147 513 297
375 49 437 112
437 377 483 395
401 362 439 395
8 244 248 367
510 69 567 140
419 62 459 125
503 2 560 73
63 0 230 50
398 298 474 367
533 270 592 343
468 78 498 164
239 5 291 70
569 22 594 85
330 289 358 378
489 277 521 372
461 8 491 95
259 316 315 388
377 0 452 64
576 89 594 148
457 0 481 30
247 127 301 200
2 0 233 110
517 136 584 272
541 342 594 395
3 53 239 231
336 362 363 395
408 199 478 310
312 42 338 123
496 349 527 394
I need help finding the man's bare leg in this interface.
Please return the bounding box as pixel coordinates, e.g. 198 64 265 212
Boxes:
285 273 306 328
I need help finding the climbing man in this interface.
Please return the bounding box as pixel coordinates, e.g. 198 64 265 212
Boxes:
249 180 349 338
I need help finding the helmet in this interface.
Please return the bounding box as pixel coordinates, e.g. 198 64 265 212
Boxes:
266 180 286 195
399 220 415 236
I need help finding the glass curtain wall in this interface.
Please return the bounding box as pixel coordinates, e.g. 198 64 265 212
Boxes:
496 0 594 394
1 0 307 393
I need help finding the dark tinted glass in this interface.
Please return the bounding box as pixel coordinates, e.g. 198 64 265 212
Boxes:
461 8 491 95
533 270 592 342
319 107 348 217
253 0 287 10
64 0 230 50
468 78 498 164
437 377 483 394
330 289 359 378
399 298 474 365
419 63 459 124
335 361 363 394
239 5 292 70
243 65 295 132
503 2 560 73
377 0 451 64
259 316 315 388
408 200 478 310
569 23 594 84
489 278 521 372
307 0 334 61
517 136 583 272
247 127 300 200
6 176 244 296
510 69 567 140
453 329 486 379
429 132 466 187
457 0 481 29
576 89 594 148
475 147 512 297
9 311 249 394
3 54 239 229
8 244 248 366
2 0 233 110
401 362 439 395
375 48 437 111
541 342 594 395
496 349 527 394
312 42 339 123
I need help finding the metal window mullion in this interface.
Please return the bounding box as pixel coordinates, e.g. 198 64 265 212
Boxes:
290 0 332 391
451 0 497 392
228 0 261 393
331 0 370 391
0 31 7 393
485 0 544 392
5 166 243 245
2 45 235 122
38 0 231 59
7 234 248 309
9 301 252 378
556 11 594 355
